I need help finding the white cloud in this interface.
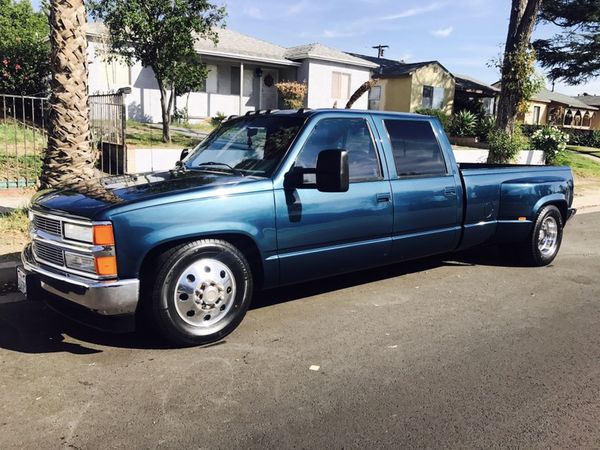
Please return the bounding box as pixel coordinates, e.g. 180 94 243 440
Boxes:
243 6 264 20
431 26 454 38
381 2 444 21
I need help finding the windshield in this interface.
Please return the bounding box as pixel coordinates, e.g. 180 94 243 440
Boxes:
185 115 307 177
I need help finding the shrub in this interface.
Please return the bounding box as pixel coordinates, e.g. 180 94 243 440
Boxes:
211 111 227 126
415 108 450 131
531 126 568 164
476 116 496 143
487 127 529 163
275 81 307 109
590 130 600 148
450 110 478 137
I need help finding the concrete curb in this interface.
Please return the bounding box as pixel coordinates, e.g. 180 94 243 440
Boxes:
0 260 20 285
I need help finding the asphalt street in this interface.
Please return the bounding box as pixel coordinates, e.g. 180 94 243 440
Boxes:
1 212 599 449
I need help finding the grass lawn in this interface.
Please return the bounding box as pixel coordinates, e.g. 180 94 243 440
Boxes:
555 151 600 179
0 207 29 261
0 120 44 184
566 145 600 159
126 120 212 149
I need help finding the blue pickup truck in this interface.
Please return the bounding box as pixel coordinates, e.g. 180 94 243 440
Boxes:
19 109 575 345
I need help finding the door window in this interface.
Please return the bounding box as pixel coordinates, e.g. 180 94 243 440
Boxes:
384 119 447 177
295 118 381 182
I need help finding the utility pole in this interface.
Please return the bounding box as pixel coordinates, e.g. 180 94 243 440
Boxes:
372 44 389 58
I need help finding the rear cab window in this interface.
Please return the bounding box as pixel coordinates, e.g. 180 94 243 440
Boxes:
383 119 447 177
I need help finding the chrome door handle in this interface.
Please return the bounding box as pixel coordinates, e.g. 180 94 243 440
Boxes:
444 186 456 196
376 192 391 203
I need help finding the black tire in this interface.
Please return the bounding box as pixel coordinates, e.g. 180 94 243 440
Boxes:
526 205 564 266
148 239 253 346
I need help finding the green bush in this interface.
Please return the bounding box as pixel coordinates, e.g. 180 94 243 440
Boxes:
487 127 529 163
476 116 496 143
531 126 568 164
415 108 450 131
450 110 478 137
211 111 227 127
590 130 600 148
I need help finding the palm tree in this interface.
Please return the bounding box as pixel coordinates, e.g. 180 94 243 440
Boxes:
40 0 97 189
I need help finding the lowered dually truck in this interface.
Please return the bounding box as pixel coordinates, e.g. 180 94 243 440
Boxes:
18 109 575 346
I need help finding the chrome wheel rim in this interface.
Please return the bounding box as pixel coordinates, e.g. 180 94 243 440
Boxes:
173 258 237 328
538 216 559 257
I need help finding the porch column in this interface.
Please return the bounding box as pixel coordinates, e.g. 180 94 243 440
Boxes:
239 62 244 115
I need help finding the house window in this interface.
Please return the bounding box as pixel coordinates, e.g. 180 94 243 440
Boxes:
422 85 445 109
583 112 591 127
331 72 351 100
533 106 541 125
564 109 573 126
573 110 582 126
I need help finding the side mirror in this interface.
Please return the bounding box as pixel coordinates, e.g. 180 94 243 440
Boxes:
179 148 190 161
316 149 349 192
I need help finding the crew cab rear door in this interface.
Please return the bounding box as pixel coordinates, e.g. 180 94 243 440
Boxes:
371 115 462 261
273 113 394 284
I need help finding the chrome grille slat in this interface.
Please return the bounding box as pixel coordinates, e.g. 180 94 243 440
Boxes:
33 214 62 236
33 241 65 266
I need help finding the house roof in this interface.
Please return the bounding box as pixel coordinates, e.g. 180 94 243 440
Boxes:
576 94 600 107
533 88 598 110
192 28 296 66
346 53 450 78
285 44 378 68
86 22 376 68
454 74 499 96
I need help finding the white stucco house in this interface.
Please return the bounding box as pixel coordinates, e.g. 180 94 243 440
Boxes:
86 24 378 123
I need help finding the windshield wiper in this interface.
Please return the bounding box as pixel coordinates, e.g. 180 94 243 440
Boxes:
194 162 245 177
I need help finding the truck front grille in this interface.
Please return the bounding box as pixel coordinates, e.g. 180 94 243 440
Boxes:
33 214 62 237
33 241 65 267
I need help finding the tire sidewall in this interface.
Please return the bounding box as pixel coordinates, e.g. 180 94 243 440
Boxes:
531 206 563 266
154 241 252 345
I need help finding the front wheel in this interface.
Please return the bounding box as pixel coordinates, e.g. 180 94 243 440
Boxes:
149 239 253 346
527 205 564 266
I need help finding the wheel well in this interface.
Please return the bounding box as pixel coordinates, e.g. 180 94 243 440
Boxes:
541 201 568 224
138 234 265 290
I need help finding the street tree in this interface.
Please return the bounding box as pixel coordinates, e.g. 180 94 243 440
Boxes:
496 0 544 135
40 0 97 189
534 0 600 84
89 0 226 143
0 0 49 95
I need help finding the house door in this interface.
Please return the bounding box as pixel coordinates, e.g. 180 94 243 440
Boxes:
260 70 278 110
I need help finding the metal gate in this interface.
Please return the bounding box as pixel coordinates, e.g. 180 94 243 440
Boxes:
89 92 127 175
0 92 127 188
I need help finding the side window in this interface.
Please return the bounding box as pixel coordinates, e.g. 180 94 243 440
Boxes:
295 118 382 182
384 119 447 177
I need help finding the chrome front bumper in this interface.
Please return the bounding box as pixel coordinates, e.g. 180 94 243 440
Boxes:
21 244 139 316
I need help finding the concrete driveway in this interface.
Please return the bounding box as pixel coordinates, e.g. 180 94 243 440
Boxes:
1 213 599 449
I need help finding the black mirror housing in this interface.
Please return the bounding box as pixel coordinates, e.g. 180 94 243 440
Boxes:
180 148 190 162
316 149 349 192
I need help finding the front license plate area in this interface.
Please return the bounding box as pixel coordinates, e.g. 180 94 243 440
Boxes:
17 267 27 296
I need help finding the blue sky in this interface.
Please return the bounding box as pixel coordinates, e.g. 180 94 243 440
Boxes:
31 0 599 95
218 0 597 96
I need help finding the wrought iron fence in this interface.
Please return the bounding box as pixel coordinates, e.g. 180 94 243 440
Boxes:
0 92 127 189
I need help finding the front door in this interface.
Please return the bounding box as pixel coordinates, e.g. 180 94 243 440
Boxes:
275 115 393 284
260 70 278 110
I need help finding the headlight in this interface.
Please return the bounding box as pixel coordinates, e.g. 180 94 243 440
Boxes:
65 252 96 273
63 223 93 243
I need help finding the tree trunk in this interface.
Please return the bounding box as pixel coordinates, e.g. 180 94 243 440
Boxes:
345 79 379 109
496 0 543 135
40 0 97 189
158 80 171 143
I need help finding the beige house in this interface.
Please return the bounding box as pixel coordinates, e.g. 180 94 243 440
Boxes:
348 53 455 115
576 94 600 129
521 89 598 129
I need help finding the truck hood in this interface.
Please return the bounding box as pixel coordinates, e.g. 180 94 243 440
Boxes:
33 170 266 219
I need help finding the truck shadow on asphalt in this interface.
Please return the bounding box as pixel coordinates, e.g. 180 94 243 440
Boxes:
0 245 535 354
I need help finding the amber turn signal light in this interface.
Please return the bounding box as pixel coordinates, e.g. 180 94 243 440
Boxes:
95 255 117 276
93 224 115 246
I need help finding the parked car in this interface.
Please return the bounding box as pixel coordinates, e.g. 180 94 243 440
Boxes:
18 109 576 346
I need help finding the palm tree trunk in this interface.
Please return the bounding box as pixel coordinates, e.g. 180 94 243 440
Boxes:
345 79 379 110
40 0 97 189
